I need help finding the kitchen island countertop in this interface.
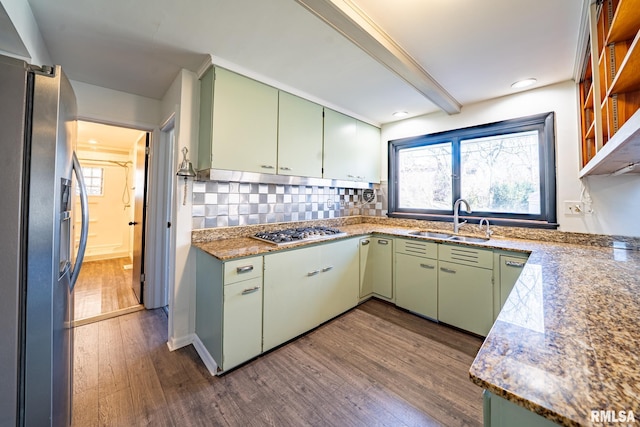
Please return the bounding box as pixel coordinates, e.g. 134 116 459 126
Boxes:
193 220 640 426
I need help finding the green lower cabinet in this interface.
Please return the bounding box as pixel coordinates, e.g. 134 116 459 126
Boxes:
499 254 528 307
195 251 264 374
263 244 321 351
360 236 393 299
438 260 494 336
484 391 557 427
263 238 359 352
395 253 438 319
222 278 263 370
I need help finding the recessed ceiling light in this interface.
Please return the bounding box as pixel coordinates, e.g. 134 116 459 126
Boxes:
511 78 537 89
393 111 409 118
88 139 98 144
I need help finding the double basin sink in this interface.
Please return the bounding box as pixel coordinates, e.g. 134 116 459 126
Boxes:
409 230 490 243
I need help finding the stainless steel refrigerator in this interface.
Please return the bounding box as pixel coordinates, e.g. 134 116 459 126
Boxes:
0 54 89 426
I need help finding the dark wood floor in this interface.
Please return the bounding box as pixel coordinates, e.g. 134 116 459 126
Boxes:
74 257 141 322
72 299 484 427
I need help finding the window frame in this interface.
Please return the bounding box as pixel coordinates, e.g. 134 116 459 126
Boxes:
388 112 557 228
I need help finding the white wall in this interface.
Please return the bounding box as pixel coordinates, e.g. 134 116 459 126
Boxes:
0 0 50 65
71 80 160 130
159 69 200 350
382 80 640 237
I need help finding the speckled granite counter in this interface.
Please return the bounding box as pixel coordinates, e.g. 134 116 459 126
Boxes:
192 217 640 426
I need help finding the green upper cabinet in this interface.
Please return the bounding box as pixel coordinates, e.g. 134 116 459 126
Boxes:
199 67 380 182
356 120 381 183
277 92 323 178
198 67 278 173
323 108 381 183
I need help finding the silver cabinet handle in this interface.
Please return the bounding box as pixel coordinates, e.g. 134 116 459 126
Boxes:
307 270 320 276
440 267 457 274
361 240 370 246
279 166 292 171
261 165 275 169
322 266 333 272
377 239 389 245
505 260 525 268
420 263 435 269
241 286 260 295
347 174 356 178
236 265 254 273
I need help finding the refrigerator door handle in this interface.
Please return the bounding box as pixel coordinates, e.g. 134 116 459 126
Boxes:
70 152 89 291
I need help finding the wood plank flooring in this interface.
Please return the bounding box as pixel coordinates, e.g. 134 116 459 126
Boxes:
72 299 484 427
74 257 141 322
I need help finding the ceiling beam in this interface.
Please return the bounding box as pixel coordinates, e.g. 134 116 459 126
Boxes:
295 0 462 115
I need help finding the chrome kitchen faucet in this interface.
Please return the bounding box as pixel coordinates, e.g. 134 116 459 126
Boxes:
453 198 471 234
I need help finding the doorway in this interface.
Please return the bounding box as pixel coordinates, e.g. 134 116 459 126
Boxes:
73 121 150 325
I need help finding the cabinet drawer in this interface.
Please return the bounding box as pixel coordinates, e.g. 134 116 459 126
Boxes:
396 238 438 259
224 256 263 284
439 244 492 269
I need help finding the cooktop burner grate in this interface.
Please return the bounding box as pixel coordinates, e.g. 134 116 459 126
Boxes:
252 226 346 245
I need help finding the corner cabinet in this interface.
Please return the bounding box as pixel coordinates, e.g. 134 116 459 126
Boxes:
198 67 278 173
359 236 393 300
263 238 359 352
578 0 640 176
195 251 263 374
323 109 381 183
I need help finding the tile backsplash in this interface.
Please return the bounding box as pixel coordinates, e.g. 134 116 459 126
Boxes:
192 180 388 229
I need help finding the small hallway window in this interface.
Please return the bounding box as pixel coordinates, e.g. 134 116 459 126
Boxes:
80 166 104 196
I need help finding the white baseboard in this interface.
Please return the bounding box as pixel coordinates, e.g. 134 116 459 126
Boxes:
191 334 219 376
166 333 194 352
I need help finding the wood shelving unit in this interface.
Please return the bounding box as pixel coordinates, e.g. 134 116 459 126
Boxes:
579 0 640 175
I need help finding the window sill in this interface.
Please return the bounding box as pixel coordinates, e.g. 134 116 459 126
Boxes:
387 212 559 230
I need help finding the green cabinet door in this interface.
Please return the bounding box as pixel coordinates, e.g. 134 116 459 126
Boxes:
359 237 372 298
277 91 323 178
395 253 438 319
499 255 528 307
210 67 278 173
222 277 263 370
356 120 381 183
263 244 321 351
438 260 493 336
323 108 358 181
371 238 393 299
359 236 393 299
484 391 557 427
315 238 360 323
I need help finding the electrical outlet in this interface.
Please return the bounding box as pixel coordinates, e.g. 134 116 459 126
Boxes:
564 201 584 216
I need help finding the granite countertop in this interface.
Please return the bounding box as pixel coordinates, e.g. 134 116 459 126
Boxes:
192 219 640 426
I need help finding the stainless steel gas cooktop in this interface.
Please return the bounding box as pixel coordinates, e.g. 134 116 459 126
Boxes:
252 226 346 246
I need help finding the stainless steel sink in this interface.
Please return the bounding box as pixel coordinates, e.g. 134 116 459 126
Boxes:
447 235 490 243
408 231 454 240
409 230 490 243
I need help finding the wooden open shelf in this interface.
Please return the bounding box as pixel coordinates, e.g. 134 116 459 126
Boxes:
579 0 640 175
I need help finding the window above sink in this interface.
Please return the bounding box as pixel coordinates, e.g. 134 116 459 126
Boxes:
388 112 558 229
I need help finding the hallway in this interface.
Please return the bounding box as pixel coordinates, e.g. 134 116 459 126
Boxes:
73 257 142 325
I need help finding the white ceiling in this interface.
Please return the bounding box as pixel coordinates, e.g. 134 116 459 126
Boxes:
77 120 145 152
25 0 585 125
